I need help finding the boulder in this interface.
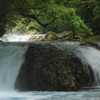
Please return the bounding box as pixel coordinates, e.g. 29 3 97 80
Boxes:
38 36 44 40
45 31 58 40
15 43 93 91
28 36 38 41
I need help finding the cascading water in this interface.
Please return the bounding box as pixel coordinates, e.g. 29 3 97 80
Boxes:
0 34 45 42
53 41 100 86
0 41 100 100
76 46 100 86
0 43 28 91
0 41 100 90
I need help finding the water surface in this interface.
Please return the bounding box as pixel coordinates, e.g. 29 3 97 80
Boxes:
0 90 100 100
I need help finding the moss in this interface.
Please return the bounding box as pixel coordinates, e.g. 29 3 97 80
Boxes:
38 36 44 40
45 31 58 40
28 36 37 41
54 32 84 41
43 31 93 41
86 35 100 41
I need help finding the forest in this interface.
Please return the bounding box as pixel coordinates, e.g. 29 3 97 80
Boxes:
0 0 100 40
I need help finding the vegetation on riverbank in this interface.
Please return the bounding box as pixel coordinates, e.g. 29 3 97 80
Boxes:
0 0 100 40
86 35 100 41
42 31 100 41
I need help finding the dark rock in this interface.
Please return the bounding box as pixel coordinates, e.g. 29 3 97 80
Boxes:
15 43 93 91
0 26 5 37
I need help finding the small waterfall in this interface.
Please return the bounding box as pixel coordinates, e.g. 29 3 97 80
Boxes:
0 41 100 92
0 43 28 91
67 42 100 86
0 38 4 42
76 46 100 86
0 34 45 42
52 41 100 86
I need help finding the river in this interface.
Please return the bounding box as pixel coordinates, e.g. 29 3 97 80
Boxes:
0 35 100 100
1 90 100 100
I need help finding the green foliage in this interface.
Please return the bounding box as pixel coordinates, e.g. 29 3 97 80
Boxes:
0 0 8 36
93 0 100 26
70 0 100 34
86 35 100 41
0 0 97 39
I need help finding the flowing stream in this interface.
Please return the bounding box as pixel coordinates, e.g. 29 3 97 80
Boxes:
0 34 45 42
0 43 28 91
53 42 100 86
0 41 100 100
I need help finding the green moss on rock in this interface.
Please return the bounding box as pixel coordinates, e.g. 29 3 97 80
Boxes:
45 31 58 40
86 35 100 41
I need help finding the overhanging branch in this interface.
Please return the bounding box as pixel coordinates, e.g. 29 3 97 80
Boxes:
20 12 56 27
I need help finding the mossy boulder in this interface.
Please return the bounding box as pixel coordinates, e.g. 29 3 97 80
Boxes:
38 36 44 40
28 36 38 41
15 42 93 91
45 31 58 40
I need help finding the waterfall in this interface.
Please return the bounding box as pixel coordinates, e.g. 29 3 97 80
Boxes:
76 46 100 86
0 34 45 42
0 41 100 92
53 41 100 86
65 42 100 86
0 43 28 91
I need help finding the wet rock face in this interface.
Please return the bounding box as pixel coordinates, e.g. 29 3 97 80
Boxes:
15 43 93 91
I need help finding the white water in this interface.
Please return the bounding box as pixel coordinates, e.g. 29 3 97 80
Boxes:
1 91 100 100
52 41 100 86
0 34 45 42
0 44 28 91
76 46 100 86
0 42 100 100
